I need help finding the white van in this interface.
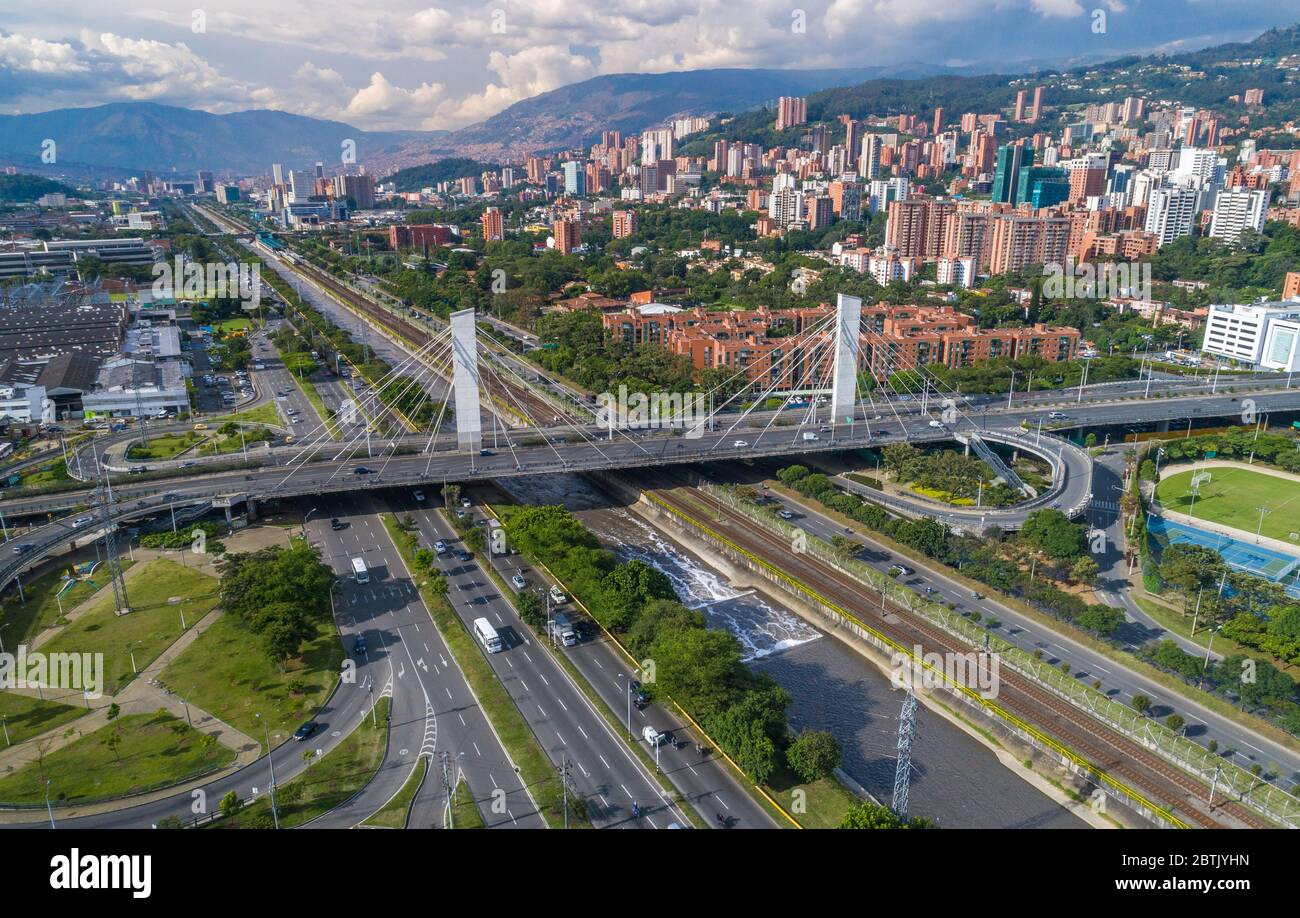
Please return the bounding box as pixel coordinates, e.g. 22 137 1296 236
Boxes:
351 557 369 583
473 617 503 653
548 585 567 605
801 432 819 441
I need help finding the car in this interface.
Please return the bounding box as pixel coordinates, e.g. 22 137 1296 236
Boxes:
352 635 367 655
460 498 471 509
630 680 649 705
330 517 345 531
778 510 796 520
413 490 426 502
510 573 527 590
72 516 94 527
352 466 374 475
433 540 447 555
12 543 34 555
888 563 914 577
479 449 493 457
456 550 472 562
1048 411 1068 420
292 721 319 742
732 440 749 448
129 465 148 474
928 420 945 429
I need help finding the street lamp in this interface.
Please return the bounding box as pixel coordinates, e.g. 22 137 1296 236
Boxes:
255 713 281 829
302 506 319 539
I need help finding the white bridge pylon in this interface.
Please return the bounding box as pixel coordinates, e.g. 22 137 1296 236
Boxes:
450 307 482 452
831 293 862 424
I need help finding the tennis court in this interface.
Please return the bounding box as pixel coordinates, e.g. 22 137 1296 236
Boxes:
1148 515 1300 594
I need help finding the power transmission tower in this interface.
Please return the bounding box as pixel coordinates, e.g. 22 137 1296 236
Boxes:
94 471 130 614
891 691 918 819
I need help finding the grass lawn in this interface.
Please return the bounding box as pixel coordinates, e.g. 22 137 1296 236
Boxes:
0 559 136 645
216 318 251 333
211 697 389 829
196 427 276 456
160 607 342 746
765 769 859 829
20 458 71 487
1157 466 1300 543
39 559 219 695
0 692 86 746
125 431 206 461
363 756 427 828
0 711 233 804
450 778 484 828
207 402 280 428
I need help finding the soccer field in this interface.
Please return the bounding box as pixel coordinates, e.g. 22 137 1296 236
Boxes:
1156 466 1300 545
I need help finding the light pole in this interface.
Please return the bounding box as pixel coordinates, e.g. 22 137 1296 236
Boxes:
1077 356 1091 404
302 506 319 539
1255 506 1269 545
0 622 8 655
256 713 281 830
44 779 55 829
620 674 632 740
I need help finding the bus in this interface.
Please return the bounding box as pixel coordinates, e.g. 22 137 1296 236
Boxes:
351 557 369 584
473 617 503 653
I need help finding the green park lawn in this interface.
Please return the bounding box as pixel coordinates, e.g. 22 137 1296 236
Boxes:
1156 466 1300 544
161 608 342 746
0 692 86 746
38 559 219 696
207 401 280 428
0 710 233 804
125 431 206 461
0 559 136 645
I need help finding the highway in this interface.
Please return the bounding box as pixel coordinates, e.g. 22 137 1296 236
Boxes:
389 490 713 828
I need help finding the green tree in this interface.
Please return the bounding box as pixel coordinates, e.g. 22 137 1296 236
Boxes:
1021 509 1087 560
219 789 243 818
785 729 841 782
838 801 933 829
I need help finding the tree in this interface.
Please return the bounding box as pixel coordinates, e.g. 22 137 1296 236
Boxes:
219 790 243 818
1166 713 1185 732
101 725 123 762
1131 693 1151 715
1021 509 1087 560
838 801 933 829
1071 556 1100 584
786 729 841 782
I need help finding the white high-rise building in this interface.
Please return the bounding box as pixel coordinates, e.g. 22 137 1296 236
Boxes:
640 129 674 166
1143 185 1198 247
1173 147 1222 186
858 134 883 180
1209 188 1268 243
288 169 314 203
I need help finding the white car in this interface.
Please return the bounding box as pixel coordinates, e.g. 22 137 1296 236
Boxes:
413 489 426 501
510 573 527 590
72 516 94 527
732 440 749 448
928 420 944 429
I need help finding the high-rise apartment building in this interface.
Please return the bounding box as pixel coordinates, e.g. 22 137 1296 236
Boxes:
775 96 808 131
1209 188 1268 243
553 217 581 254
480 207 504 242
1014 90 1028 122
1029 86 1044 123
1143 186 1199 247
612 210 638 239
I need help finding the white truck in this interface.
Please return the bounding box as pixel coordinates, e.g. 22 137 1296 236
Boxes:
548 611 578 647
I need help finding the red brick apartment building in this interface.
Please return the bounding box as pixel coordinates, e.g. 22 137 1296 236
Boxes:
601 303 1080 386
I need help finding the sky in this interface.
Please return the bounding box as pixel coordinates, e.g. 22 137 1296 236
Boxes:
1 1 1299 132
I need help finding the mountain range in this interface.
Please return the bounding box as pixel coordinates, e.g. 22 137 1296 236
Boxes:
2 25 1297 181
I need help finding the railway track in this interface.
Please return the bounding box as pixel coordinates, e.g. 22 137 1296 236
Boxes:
650 481 1272 829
